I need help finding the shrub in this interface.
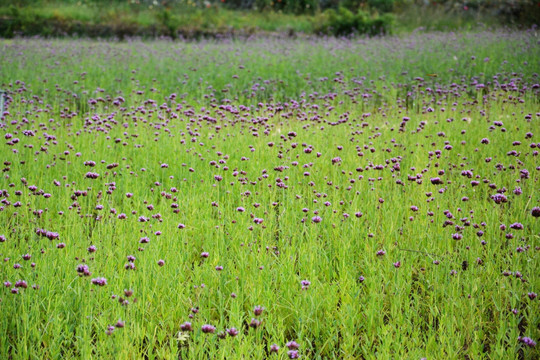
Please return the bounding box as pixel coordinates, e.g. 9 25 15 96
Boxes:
315 7 393 36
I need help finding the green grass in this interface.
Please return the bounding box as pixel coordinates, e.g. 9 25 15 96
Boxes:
0 30 538 359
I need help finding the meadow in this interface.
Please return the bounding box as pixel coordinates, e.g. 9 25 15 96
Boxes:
0 29 539 359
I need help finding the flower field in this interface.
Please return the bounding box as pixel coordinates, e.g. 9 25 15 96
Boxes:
0 30 539 359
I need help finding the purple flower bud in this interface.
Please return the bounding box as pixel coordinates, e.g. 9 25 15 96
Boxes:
254 305 264 316
249 318 261 328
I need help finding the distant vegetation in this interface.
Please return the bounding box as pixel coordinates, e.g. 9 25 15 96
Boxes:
0 0 538 39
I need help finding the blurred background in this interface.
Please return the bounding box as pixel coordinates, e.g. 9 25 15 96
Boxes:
0 0 538 39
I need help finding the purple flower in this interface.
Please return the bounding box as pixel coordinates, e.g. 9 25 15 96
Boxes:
376 249 386 256
91 277 107 286
286 341 300 350
226 327 239 337
85 172 99 179
528 292 537 300
288 350 299 359
518 336 536 347
15 280 28 288
311 216 322 223
157 259 165 267
76 264 91 276
270 344 280 353
106 325 115 335
115 320 125 328
531 207 540 217
510 223 524 230
201 324 216 334
249 318 261 328
491 194 507 204
138 237 150 244
254 305 264 316
180 322 192 331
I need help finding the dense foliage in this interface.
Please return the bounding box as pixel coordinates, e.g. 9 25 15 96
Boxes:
0 0 538 39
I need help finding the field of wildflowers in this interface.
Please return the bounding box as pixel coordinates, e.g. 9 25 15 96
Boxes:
0 29 539 358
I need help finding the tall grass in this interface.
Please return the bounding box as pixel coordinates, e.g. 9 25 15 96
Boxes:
0 30 538 358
